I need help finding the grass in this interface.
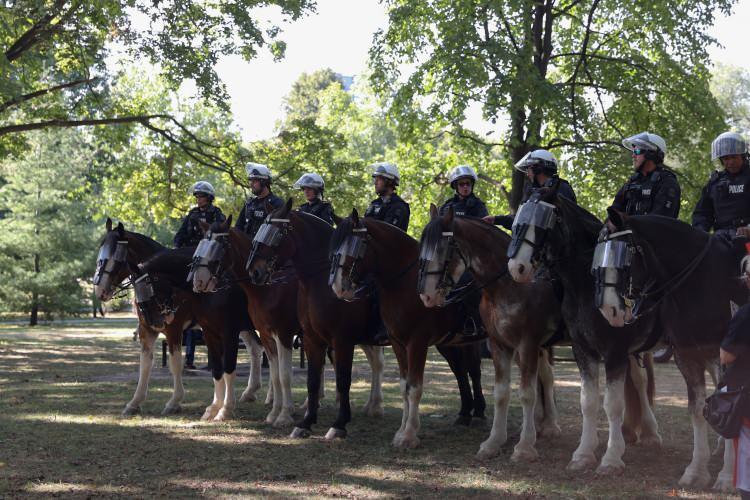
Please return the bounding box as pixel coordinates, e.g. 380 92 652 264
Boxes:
0 318 740 499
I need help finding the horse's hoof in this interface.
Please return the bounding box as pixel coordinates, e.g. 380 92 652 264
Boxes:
511 447 539 463
713 473 734 492
239 391 258 403
290 427 311 439
453 415 472 426
161 404 181 416
273 414 295 428
324 427 347 440
363 404 384 418
595 460 625 476
393 433 420 449
566 455 597 471
476 445 500 461
678 468 711 489
539 423 561 439
213 408 233 422
201 407 219 421
121 406 141 417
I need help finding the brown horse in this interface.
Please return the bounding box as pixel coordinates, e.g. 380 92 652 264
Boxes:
137 247 256 421
192 216 301 427
245 200 386 440
417 205 562 460
93 219 264 416
330 209 485 448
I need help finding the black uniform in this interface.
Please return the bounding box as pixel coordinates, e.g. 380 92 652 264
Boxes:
721 303 750 391
610 166 681 218
235 193 285 238
364 193 410 232
692 164 750 236
439 193 489 218
298 199 334 226
494 176 577 229
174 205 226 248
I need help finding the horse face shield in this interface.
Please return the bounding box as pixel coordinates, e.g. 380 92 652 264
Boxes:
329 230 369 300
189 235 227 292
591 232 635 325
247 219 289 284
417 232 464 305
93 241 128 295
508 201 556 281
134 274 171 329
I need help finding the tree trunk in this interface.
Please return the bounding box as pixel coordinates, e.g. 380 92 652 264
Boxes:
29 253 40 326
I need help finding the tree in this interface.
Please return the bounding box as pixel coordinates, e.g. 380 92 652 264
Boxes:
0 128 99 324
711 63 750 136
282 68 343 124
0 0 316 155
370 0 733 216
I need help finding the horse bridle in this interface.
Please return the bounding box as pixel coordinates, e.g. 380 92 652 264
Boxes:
134 273 183 327
328 227 371 295
188 231 230 287
247 218 292 284
417 231 470 294
93 240 135 297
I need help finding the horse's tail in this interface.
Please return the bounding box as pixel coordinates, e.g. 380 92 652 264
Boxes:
622 357 642 445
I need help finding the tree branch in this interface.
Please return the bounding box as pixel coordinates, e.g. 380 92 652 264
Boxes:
477 173 513 207
543 138 620 149
4 0 71 63
0 78 97 114
568 0 601 137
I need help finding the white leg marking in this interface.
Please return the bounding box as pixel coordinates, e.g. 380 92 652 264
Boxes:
273 335 295 427
477 346 513 460
265 351 282 424
163 340 185 415
713 438 735 491
361 345 385 417
538 350 561 438
679 384 712 488
394 382 422 449
597 373 627 474
568 361 600 471
213 371 237 422
393 378 409 446
124 329 157 416
629 356 661 446
239 331 263 403
202 377 225 421
512 369 539 462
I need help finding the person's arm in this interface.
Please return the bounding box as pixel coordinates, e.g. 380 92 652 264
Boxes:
721 304 750 364
609 184 628 214
322 203 334 226
691 182 715 232
390 204 410 232
173 214 191 248
649 176 681 218
475 200 489 218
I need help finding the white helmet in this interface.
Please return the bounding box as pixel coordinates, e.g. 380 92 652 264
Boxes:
514 149 558 174
246 162 272 181
293 173 325 191
370 162 400 186
711 131 747 161
190 181 215 198
448 165 478 186
622 132 667 155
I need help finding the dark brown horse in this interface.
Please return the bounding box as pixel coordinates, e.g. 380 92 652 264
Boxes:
138 247 255 421
245 200 387 440
418 205 562 460
93 219 264 417
330 210 485 448
192 216 301 427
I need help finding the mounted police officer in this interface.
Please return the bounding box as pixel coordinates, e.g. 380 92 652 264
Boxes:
174 181 226 248
610 132 680 219
361 162 409 345
236 163 284 238
440 165 488 339
294 172 334 226
439 165 488 218
484 149 576 229
364 162 410 231
174 181 225 369
692 132 750 238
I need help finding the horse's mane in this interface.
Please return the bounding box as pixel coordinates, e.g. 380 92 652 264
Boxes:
140 247 195 285
420 215 447 250
457 217 511 243
629 215 708 248
293 211 333 248
330 216 355 255
555 194 602 246
127 230 166 253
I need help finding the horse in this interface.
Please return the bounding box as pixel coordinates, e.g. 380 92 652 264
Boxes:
417 204 562 460
593 208 740 489
191 216 301 427
93 218 265 416
329 209 486 448
506 189 662 475
137 247 254 421
245 199 386 439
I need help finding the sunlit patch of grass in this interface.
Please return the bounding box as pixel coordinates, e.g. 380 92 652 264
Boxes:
25 482 143 495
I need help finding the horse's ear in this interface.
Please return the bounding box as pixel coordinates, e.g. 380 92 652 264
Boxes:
606 207 627 229
106 217 113 232
351 208 360 226
333 213 343 226
429 203 438 219
284 197 293 214
198 220 210 234
116 222 125 236
225 214 232 228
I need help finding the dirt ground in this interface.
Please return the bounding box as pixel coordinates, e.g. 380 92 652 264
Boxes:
0 318 741 498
